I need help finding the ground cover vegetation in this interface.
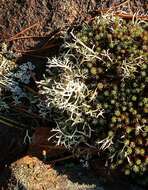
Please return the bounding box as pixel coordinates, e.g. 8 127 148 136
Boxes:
0 11 147 185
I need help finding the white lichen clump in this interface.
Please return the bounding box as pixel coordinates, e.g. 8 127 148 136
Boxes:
0 61 35 105
38 56 104 148
0 43 18 76
0 42 36 106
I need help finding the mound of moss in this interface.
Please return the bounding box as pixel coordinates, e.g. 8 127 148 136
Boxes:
72 14 148 175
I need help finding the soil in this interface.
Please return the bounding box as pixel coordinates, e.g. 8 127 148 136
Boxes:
0 156 145 190
0 125 28 166
0 0 148 189
0 0 96 53
1 0 147 52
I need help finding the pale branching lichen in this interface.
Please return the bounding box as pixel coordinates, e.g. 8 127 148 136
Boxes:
0 59 36 105
38 56 104 148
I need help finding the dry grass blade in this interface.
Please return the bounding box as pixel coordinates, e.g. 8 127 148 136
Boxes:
15 43 57 53
8 22 39 41
0 116 23 130
8 35 50 41
96 0 148 21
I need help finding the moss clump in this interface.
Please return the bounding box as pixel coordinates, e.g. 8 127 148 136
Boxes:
76 14 148 79
66 14 148 176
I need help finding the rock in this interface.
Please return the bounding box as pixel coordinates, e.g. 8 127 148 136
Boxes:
8 155 98 190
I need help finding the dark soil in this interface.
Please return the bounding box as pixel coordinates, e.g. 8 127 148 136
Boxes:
0 0 96 52
0 125 27 166
0 0 147 52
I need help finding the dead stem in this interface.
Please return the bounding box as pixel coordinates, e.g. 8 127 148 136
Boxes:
95 0 148 21
11 106 41 119
114 13 148 21
34 144 66 150
8 35 50 42
24 85 38 95
0 115 26 128
51 148 97 164
15 43 57 53
96 0 130 13
51 154 74 164
8 22 39 41
0 117 23 130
